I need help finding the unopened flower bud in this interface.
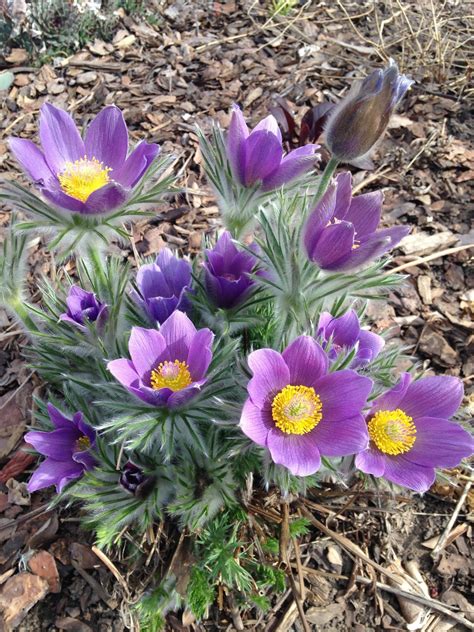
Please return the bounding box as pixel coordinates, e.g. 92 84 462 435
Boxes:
325 61 413 162
119 462 156 499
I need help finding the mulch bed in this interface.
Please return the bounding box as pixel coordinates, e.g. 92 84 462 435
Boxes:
0 1 472 630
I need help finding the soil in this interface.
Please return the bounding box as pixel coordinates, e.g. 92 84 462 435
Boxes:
0 1 472 630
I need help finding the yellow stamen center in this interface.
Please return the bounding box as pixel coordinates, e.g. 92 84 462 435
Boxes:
150 360 192 392
75 435 91 451
58 156 111 202
271 385 323 435
368 408 416 455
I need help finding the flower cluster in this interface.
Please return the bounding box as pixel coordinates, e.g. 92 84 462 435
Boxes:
5 61 473 623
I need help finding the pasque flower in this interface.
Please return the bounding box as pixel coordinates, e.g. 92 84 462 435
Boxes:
355 373 474 492
132 248 192 324
317 310 384 368
119 462 156 498
227 105 319 191
304 172 409 272
108 311 214 408
60 285 108 331
240 335 372 476
204 231 257 309
325 61 413 162
9 103 160 215
25 404 96 493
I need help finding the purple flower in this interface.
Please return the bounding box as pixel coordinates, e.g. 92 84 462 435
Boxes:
204 231 257 309
9 103 160 215
227 105 319 192
355 373 474 493
304 172 409 272
119 462 156 498
25 404 96 493
325 61 413 162
132 248 192 324
239 335 372 476
60 285 108 331
108 311 214 408
317 310 385 369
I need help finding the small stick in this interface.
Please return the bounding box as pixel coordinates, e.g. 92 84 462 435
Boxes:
92 545 129 594
431 479 473 559
279 499 290 566
385 243 474 275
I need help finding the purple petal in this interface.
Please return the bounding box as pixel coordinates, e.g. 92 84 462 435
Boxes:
239 399 273 446
243 130 282 186
266 428 321 476
261 144 319 191
354 330 385 366
252 114 282 141
343 191 383 236
315 370 373 422
282 336 328 386
311 221 355 269
382 456 436 493
372 373 412 412
127 327 167 382
375 226 411 249
400 375 464 420
321 310 361 348
73 450 96 470
108 358 140 389
25 428 77 460
8 138 53 185
112 140 160 188
85 105 128 170
28 457 83 493
137 263 170 299
227 104 249 184
310 414 369 456
166 382 205 408
303 181 338 259
47 403 74 429
405 416 474 468
159 311 197 363
39 103 85 174
355 447 386 477
328 233 393 272
333 171 352 220
42 184 86 213
247 349 290 408
82 181 129 215
145 297 179 324
186 328 214 380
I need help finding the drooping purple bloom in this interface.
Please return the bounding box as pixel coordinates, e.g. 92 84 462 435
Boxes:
25 404 96 493
304 172 409 272
355 373 474 493
239 335 372 476
132 248 192 324
9 103 160 215
317 310 384 369
227 105 319 192
108 311 214 408
119 462 156 498
325 61 413 162
203 231 257 309
59 285 108 331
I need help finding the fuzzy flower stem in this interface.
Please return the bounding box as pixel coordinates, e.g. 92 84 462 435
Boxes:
314 157 339 202
7 294 40 334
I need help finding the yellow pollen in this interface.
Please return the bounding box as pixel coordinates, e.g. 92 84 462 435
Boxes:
368 408 416 455
58 156 111 202
150 360 192 392
75 435 91 451
271 385 323 435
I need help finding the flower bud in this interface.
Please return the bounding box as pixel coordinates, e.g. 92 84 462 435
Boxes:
119 462 156 499
325 61 413 162
59 285 108 331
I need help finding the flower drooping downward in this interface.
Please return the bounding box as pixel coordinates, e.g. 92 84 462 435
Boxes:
239 335 372 476
9 103 160 215
304 172 409 272
132 248 192 324
108 311 214 408
355 373 474 492
25 404 96 493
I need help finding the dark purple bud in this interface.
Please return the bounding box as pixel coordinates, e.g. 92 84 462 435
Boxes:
131 248 192 325
59 285 108 331
119 462 156 499
203 232 257 309
325 61 413 162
